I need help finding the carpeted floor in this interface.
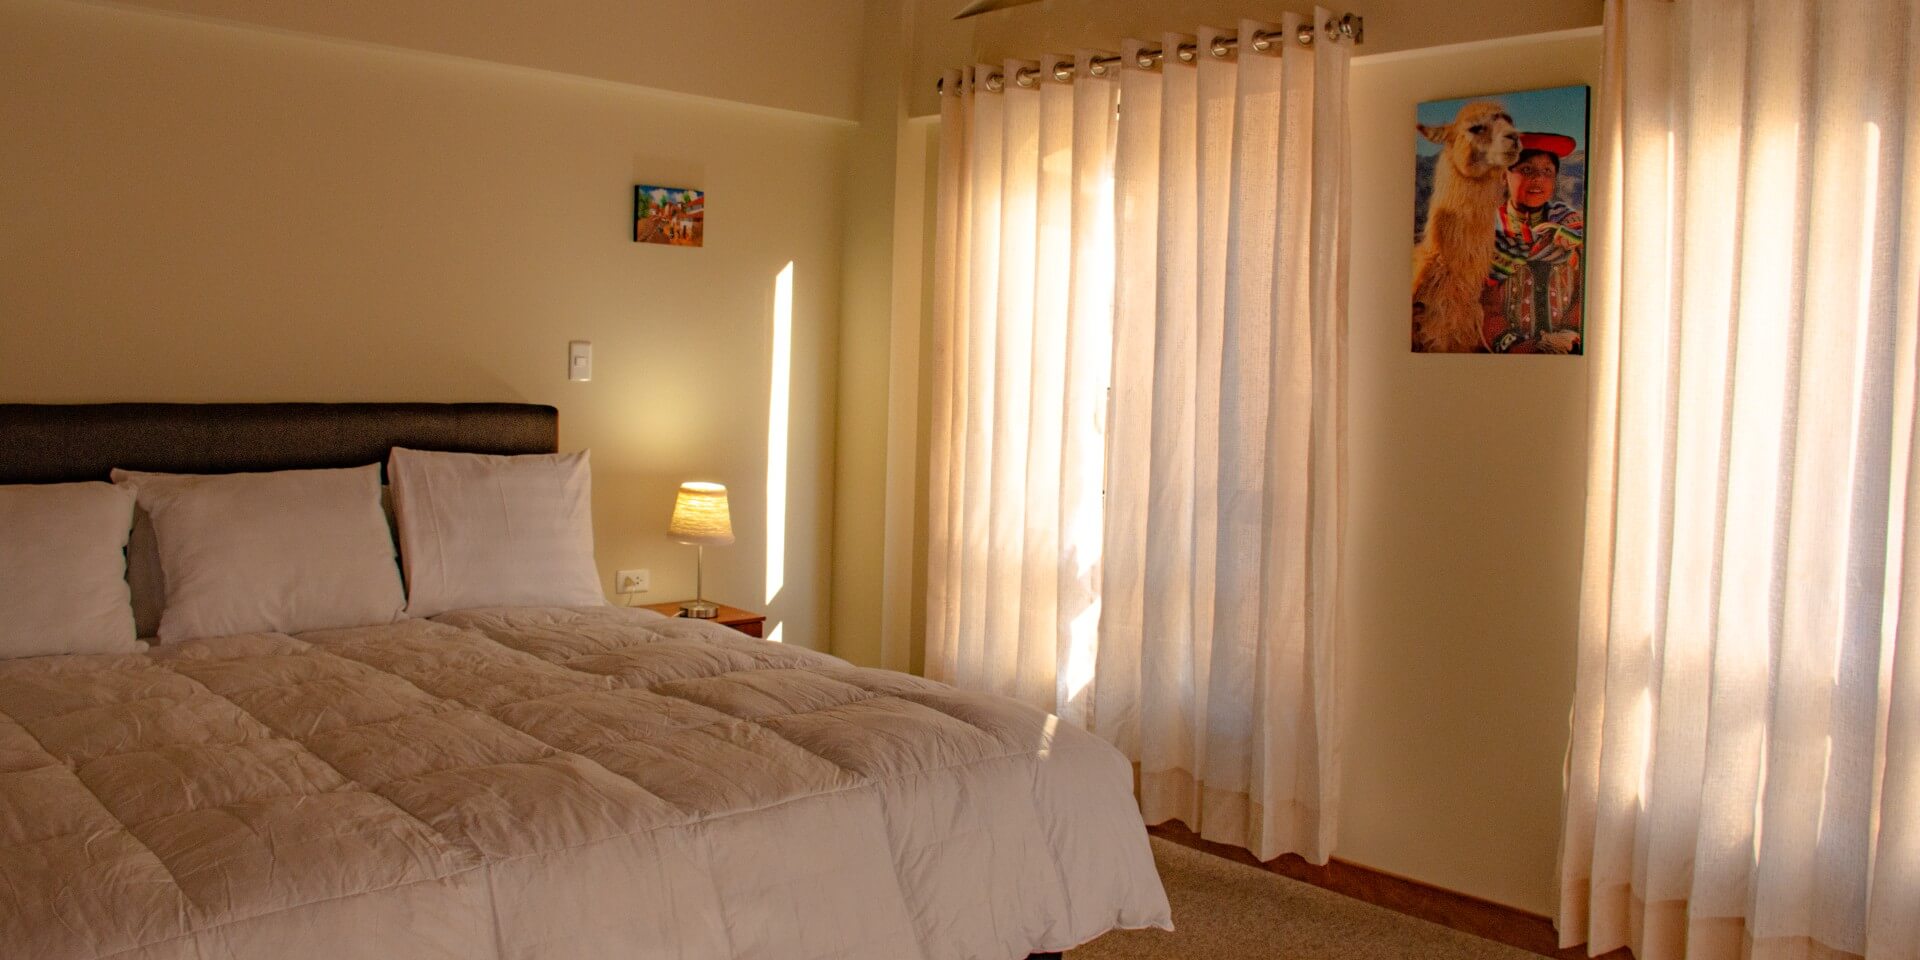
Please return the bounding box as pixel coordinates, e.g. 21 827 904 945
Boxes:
1068 838 1541 959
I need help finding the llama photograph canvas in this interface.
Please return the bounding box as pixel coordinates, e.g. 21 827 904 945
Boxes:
1412 84 1588 354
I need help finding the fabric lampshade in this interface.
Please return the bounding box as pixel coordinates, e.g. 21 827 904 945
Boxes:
667 482 734 545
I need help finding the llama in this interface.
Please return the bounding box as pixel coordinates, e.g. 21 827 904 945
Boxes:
1412 101 1522 353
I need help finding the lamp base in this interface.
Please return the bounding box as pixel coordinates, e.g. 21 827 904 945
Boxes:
681 600 720 619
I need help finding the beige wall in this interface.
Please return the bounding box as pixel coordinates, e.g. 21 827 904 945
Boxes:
1339 28 1600 914
828 0 917 672
0 0 849 650
94 0 869 120
834 2 942 678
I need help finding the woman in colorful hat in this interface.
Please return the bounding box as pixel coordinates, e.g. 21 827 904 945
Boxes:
1482 131 1584 354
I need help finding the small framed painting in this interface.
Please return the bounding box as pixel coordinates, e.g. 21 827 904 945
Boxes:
633 185 704 247
1411 84 1589 354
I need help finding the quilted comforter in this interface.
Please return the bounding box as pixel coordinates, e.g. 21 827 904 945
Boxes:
0 606 1170 960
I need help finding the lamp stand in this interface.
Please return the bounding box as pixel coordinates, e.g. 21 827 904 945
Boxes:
681 544 719 618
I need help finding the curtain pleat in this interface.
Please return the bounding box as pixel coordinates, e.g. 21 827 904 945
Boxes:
956 68 1003 692
925 75 967 689
929 9 1353 867
1137 28 1207 831
1305 11 1350 864
1197 19 1283 855
985 58 1041 704
1021 56 1073 714
1055 52 1118 729
1559 1 1920 958
1095 41 1164 759
1871 5 1920 956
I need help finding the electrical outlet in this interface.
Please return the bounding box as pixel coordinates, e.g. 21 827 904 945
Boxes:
615 569 650 594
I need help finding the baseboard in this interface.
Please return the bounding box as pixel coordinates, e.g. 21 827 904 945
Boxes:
1146 822 1631 960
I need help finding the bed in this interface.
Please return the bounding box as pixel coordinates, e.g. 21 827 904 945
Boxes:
0 402 1170 960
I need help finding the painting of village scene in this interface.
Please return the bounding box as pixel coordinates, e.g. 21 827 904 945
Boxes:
1411 84 1588 354
633 185 704 247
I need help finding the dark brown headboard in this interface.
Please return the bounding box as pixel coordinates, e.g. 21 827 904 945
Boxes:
0 403 559 484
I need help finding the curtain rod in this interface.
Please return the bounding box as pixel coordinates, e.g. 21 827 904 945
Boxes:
938 12 1364 93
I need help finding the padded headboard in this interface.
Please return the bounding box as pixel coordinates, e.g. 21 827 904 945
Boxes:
0 403 560 484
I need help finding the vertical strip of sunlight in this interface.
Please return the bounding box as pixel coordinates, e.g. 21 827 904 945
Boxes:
1717 118 1796 874
1635 685 1655 812
1061 163 1119 710
1752 733 1771 861
1814 734 1835 845
1064 600 1101 701
1838 122 1882 684
766 261 793 643
1635 134 1681 568
1852 123 1891 687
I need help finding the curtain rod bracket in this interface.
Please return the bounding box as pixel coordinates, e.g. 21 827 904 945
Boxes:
1334 13 1363 44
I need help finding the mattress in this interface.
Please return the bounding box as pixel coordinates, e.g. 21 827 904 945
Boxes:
0 605 1170 960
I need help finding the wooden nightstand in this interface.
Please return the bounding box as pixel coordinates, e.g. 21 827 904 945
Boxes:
639 601 766 638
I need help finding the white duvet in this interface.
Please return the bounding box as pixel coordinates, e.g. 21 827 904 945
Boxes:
0 605 1170 960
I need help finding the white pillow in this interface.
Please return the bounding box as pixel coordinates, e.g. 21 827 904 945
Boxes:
127 485 397 639
0 482 140 659
112 465 406 641
388 447 604 617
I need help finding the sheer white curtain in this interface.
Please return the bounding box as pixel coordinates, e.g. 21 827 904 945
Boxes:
926 10 1351 865
926 50 1118 727
1558 1 1920 958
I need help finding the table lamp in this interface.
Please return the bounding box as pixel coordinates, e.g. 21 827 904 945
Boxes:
667 481 733 618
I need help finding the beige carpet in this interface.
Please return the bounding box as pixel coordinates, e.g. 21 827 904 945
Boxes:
1069 839 1541 959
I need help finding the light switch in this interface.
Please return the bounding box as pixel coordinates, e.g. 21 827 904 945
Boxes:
568 340 592 382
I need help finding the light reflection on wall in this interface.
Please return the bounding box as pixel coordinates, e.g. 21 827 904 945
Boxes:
766 261 794 643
